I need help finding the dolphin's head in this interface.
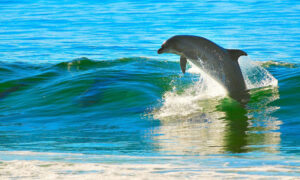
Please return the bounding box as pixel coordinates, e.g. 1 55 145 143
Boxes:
157 36 183 55
157 43 166 54
157 40 172 54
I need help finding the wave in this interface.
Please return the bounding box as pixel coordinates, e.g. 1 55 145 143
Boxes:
0 158 297 179
0 57 182 125
0 151 298 179
259 60 299 68
0 57 298 155
0 57 292 120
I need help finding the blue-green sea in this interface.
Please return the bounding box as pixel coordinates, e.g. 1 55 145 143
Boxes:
0 0 299 178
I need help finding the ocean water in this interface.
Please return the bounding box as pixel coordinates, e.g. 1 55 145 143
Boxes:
0 0 300 179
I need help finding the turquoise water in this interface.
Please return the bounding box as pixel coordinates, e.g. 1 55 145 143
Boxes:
0 0 299 178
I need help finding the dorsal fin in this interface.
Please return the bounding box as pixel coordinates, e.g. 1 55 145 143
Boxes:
227 49 247 61
180 55 187 74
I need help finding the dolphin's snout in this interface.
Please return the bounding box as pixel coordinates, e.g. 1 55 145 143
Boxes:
157 47 164 54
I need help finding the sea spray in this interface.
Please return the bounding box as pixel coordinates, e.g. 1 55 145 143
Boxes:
154 62 227 119
154 57 278 119
239 56 278 89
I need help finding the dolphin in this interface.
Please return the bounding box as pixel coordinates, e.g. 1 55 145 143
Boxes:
157 35 249 103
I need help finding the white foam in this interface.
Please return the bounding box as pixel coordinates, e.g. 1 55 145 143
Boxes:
0 157 297 180
154 61 227 119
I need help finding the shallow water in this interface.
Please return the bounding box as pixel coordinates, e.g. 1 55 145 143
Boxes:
0 0 299 179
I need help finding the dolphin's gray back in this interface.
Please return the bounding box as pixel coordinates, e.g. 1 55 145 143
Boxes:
172 35 247 101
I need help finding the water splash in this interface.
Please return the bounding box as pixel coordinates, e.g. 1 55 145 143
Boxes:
239 56 278 89
154 62 227 119
154 57 278 119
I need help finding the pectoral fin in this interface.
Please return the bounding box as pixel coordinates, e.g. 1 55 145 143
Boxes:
180 56 187 74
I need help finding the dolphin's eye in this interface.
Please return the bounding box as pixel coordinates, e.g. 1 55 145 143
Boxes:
163 41 170 48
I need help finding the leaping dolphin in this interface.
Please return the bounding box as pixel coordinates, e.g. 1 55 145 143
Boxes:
157 35 249 103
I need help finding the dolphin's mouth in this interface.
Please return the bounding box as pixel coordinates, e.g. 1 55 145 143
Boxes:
157 47 164 54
